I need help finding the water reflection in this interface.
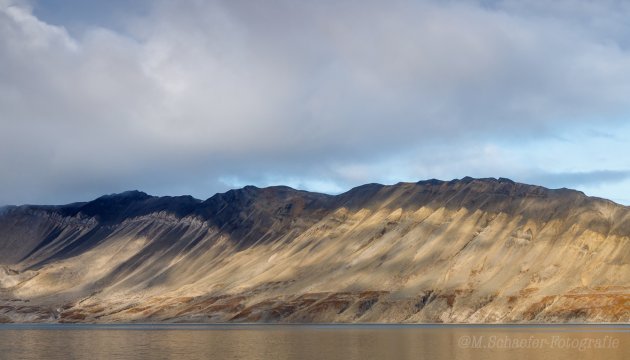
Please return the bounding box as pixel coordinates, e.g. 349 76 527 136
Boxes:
0 325 627 360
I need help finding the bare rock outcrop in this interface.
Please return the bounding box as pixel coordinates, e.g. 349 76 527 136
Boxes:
0 178 628 323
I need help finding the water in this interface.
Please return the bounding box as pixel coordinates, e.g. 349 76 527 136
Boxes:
0 324 627 360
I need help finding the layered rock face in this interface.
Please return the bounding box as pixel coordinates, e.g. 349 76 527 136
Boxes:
0 178 628 323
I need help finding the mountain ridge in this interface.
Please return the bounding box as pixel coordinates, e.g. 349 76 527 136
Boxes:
0 177 628 323
2 176 605 209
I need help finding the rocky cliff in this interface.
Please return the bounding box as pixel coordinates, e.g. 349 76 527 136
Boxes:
0 177 628 323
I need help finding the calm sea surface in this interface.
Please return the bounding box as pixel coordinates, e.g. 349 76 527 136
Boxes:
0 324 627 360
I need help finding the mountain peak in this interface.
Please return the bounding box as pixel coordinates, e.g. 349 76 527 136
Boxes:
96 190 152 201
451 176 516 184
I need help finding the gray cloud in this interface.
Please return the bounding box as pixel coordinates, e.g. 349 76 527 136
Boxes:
1 0 630 204
523 170 630 189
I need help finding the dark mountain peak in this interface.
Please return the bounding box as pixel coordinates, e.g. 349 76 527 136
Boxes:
498 177 516 184
85 190 154 212
418 178 446 186
419 177 513 187
415 177 583 196
72 191 153 222
450 176 516 185
203 185 328 206
67 191 200 223
335 183 386 208
343 183 385 195
203 186 260 206
446 176 550 194
159 194 202 203
96 190 152 201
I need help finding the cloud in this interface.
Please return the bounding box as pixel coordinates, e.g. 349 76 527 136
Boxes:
523 170 630 189
1 0 630 204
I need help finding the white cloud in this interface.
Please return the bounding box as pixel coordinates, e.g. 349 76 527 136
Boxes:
1 0 630 204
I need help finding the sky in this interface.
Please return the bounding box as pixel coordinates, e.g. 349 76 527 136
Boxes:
1 0 630 205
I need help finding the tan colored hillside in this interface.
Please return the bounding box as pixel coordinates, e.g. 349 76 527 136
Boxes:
0 178 628 323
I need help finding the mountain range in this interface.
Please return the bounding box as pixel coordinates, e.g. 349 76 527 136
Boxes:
0 177 628 323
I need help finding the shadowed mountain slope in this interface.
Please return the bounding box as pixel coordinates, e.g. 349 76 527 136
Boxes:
0 178 628 323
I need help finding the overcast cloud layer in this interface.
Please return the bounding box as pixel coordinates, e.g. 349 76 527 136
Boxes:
1 0 630 205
